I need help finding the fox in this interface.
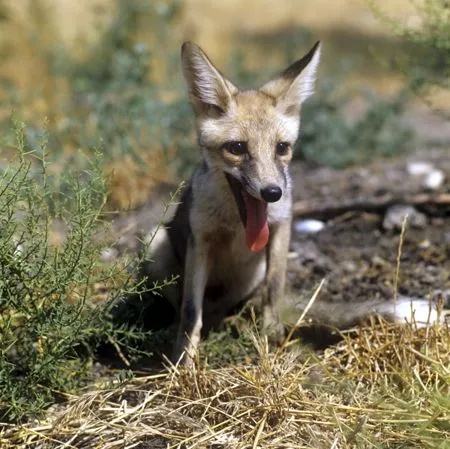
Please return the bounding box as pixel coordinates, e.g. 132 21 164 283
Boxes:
142 41 449 365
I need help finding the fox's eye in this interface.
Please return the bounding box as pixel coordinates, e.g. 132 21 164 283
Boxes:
222 141 248 156
276 142 290 156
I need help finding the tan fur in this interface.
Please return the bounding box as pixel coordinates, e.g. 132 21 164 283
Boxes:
143 41 448 365
141 41 321 365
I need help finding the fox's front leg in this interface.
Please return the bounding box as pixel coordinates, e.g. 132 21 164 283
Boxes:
173 236 210 365
264 221 291 341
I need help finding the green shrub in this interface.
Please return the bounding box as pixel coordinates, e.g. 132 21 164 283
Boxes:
0 121 177 423
298 81 413 167
370 0 450 114
58 0 196 175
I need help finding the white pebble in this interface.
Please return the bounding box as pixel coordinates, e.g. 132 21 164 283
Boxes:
383 205 427 231
294 219 325 234
407 161 433 176
423 170 445 190
14 244 24 256
101 247 118 262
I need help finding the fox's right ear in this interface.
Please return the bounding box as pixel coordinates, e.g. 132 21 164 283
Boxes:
181 42 238 117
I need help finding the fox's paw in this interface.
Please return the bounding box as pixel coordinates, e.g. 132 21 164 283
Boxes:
262 305 285 345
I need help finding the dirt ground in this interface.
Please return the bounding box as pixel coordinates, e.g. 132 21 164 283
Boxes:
287 147 449 309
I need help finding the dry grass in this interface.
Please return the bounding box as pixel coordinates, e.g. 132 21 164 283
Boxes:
329 316 450 390
1 317 449 449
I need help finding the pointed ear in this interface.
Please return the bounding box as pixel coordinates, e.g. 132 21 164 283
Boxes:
261 41 321 115
181 42 238 117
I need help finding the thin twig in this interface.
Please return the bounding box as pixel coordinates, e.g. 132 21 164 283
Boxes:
277 279 325 355
393 215 408 314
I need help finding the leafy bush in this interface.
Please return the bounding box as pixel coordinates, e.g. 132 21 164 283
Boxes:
370 0 450 114
0 121 176 422
59 0 196 176
298 81 413 167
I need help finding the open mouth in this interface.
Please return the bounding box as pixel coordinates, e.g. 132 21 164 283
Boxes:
225 174 269 253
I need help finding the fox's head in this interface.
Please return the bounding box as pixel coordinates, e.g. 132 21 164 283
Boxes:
181 41 320 252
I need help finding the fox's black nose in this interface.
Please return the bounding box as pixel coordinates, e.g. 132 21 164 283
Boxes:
260 185 282 202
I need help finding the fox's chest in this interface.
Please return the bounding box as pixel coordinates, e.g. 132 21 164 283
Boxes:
205 224 266 287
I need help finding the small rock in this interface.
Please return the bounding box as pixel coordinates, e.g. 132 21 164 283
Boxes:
372 255 389 267
383 205 427 231
290 240 333 269
341 260 358 273
418 239 431 249
14 243 24 256
101 247 119 262
294 219 325 234
423 169 445 190
406 161 434 176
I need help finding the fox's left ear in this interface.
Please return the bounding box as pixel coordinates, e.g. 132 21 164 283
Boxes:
261 41 321 115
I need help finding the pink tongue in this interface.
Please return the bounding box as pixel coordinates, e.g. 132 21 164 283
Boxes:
243 191 269 252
